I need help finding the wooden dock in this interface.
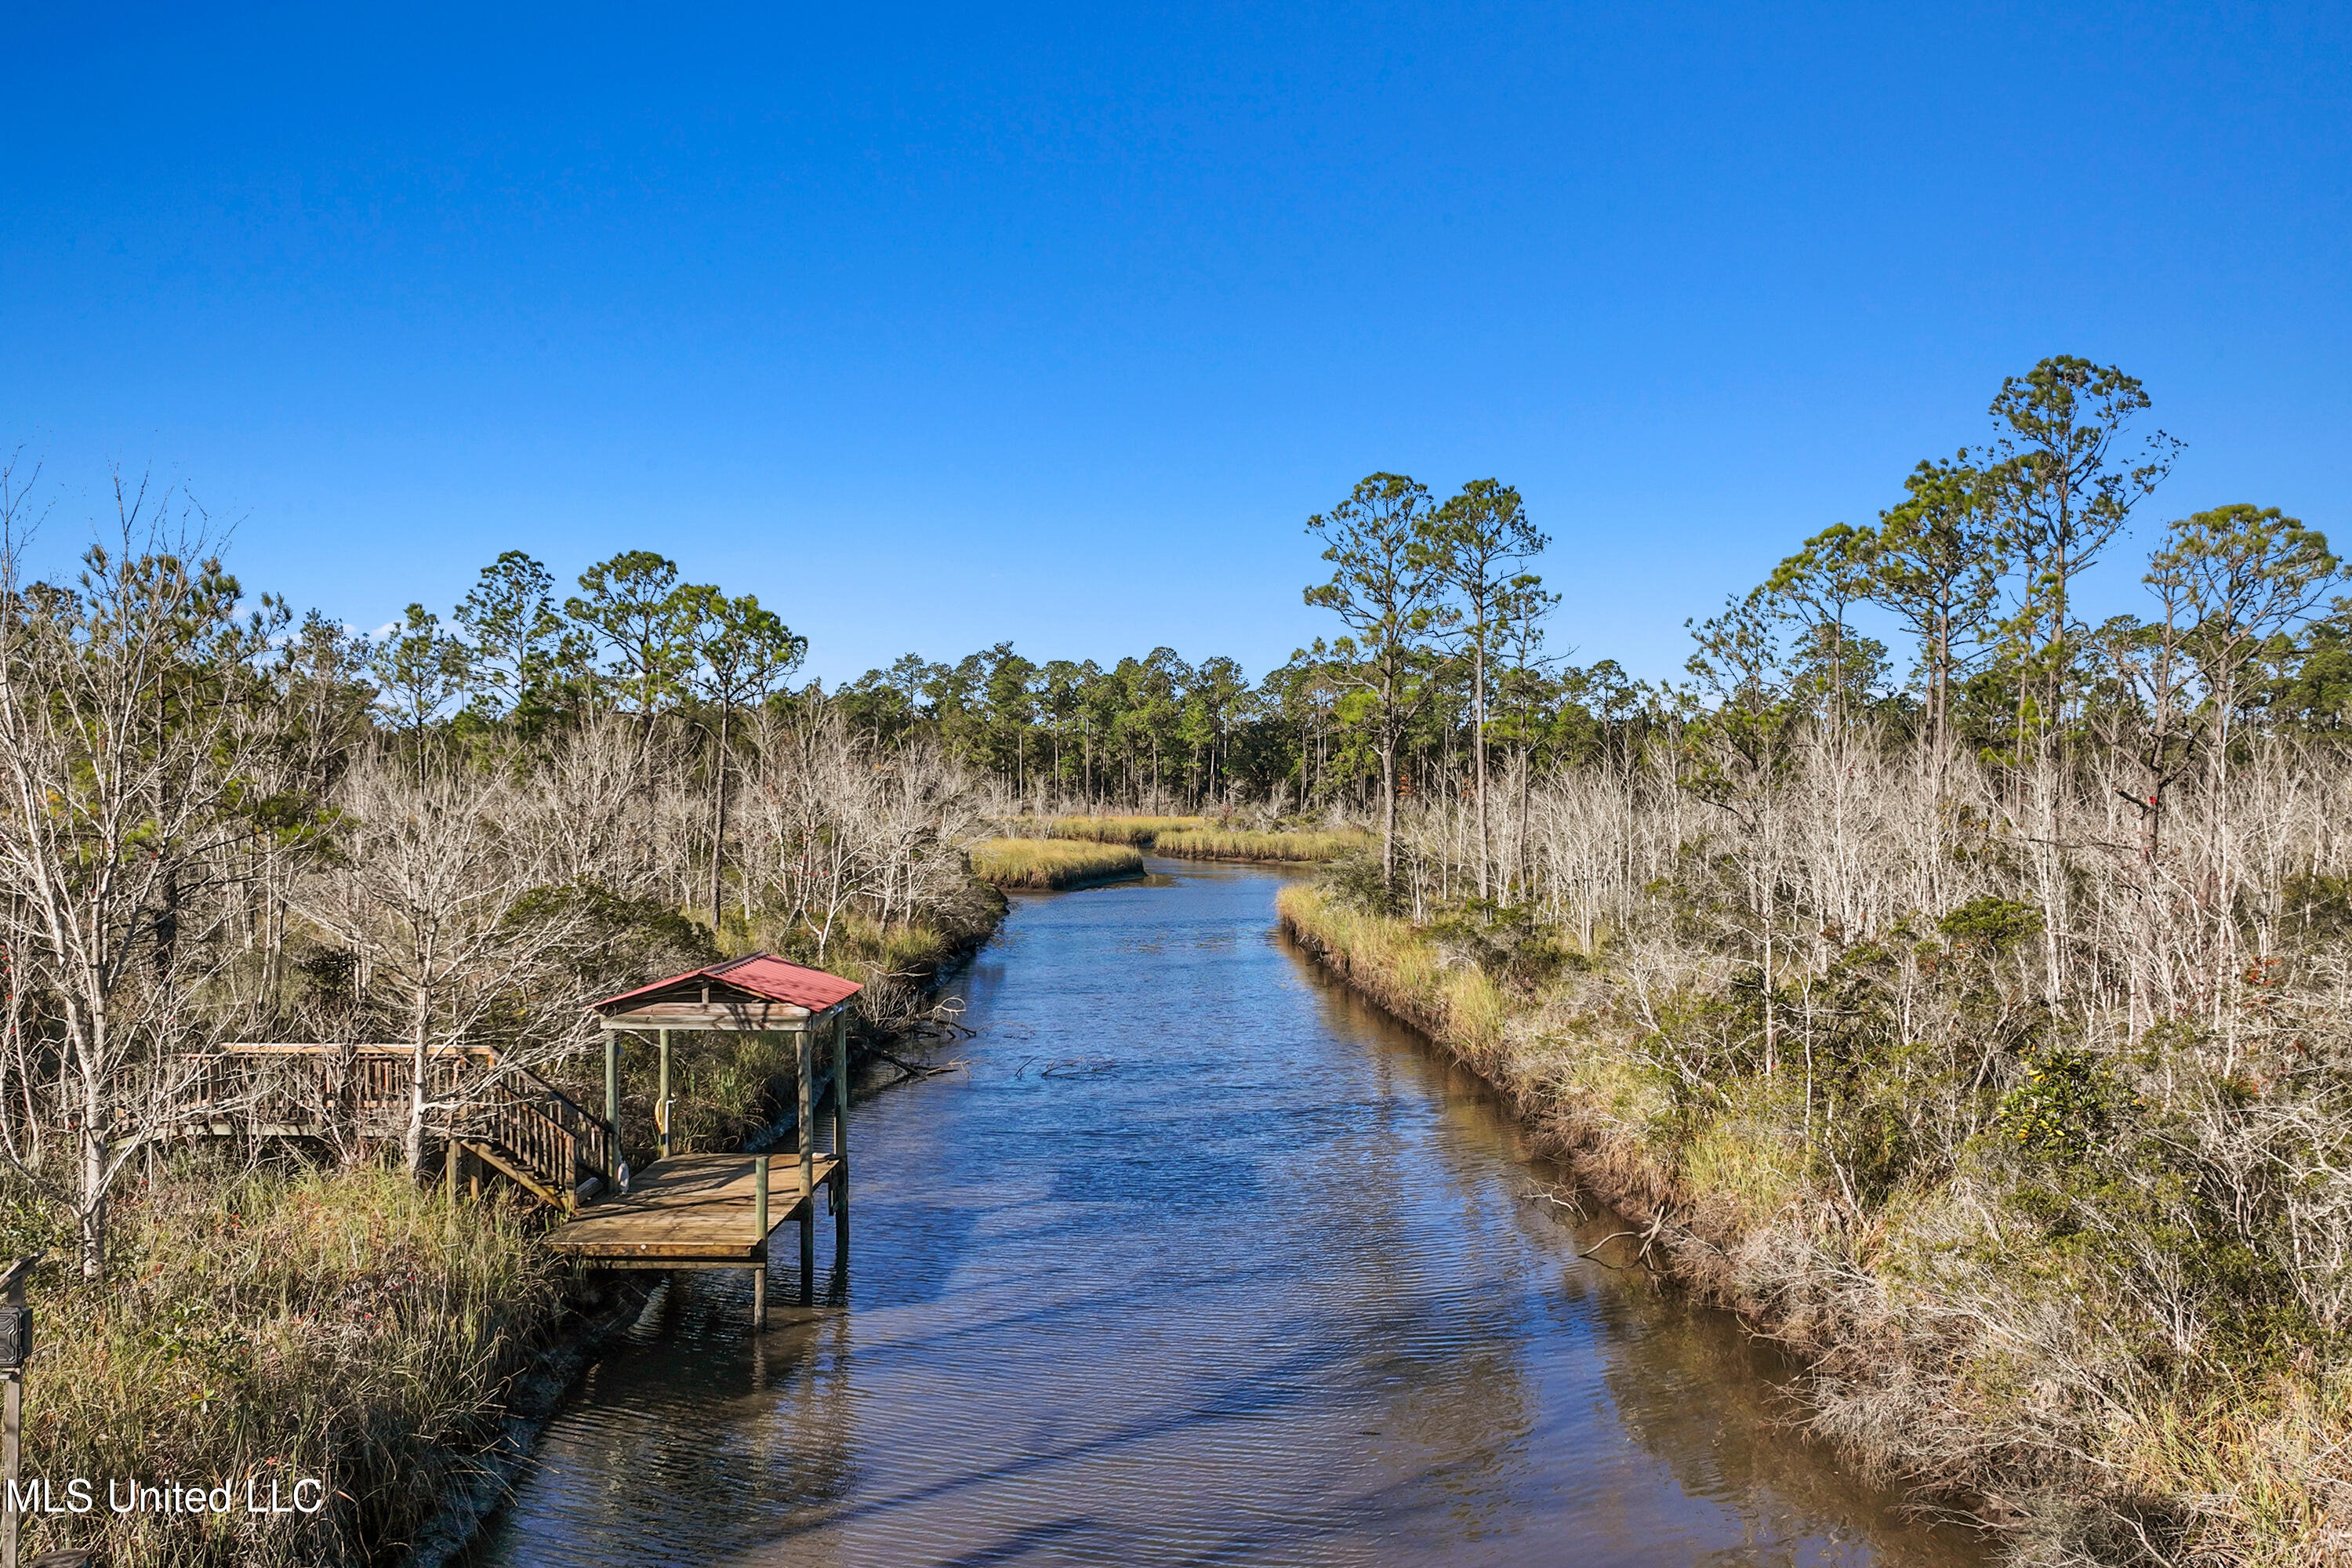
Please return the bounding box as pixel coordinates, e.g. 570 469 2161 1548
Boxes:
146 1044 615 1213
144 953 867 1334
544 1152 841 1269
581 953 864 1326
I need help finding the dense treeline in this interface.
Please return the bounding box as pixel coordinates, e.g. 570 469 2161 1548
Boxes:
0 348 2344 1564
827 482 1562 822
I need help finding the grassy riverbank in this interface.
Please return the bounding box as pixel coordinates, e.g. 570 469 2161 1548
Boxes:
1276 880 2345 1568
1046 815 1207 844
1152 828 1367 863
3 1164 560 1568
1036 818 1363 865
971 838 1145 889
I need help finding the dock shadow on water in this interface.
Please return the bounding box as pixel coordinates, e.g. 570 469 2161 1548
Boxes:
464 858 1987 1568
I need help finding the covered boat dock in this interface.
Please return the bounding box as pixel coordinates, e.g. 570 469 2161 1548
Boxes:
545 953 859 1327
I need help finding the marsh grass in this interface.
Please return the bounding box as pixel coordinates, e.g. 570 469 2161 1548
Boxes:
1278 871 2352 1567
5 1158 559 1568
971 839 1145 889
1276 884 1508 1065
1155 829 1369 863
1045 815 1207 844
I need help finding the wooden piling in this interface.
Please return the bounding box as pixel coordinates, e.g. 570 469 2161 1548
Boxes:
751 1148 769 1328
604 1030 622 1184
657 1027 672 1161
833 1010 849 1267
797 1026 815 1303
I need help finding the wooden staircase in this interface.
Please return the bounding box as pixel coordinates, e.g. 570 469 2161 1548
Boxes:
451 1063 614 1210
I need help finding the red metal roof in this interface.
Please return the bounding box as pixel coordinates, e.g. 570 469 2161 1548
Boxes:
591 952 862 1015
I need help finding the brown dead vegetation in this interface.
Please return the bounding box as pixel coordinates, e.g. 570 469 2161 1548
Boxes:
1283 719 2352 1568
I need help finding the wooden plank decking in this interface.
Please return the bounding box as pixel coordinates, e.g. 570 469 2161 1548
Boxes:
545 1152 842 1268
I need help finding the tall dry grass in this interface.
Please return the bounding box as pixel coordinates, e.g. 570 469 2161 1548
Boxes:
1276 884 1508 1065
1046 815 1207 844
969 839 1145 889
1154 829 1368 863
7 1162 558 1568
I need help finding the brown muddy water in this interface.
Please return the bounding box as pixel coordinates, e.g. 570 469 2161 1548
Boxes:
465 858 1987 1567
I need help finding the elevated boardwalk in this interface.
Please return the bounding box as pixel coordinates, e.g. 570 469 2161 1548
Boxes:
145 1044 615 1212
546 1152 842 1268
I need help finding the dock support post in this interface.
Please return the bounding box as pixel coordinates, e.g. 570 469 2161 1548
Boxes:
604 1029 621 1184
657 1028 672 1162
752 1149 769 1329
445 1137 459 1203
797 1026 815 1305
832 1010 849 1269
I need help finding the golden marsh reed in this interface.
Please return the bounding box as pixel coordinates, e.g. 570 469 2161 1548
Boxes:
1153 829 1369 862
10 1163 558 1568
1045 815 1207 844
971 838 1146 888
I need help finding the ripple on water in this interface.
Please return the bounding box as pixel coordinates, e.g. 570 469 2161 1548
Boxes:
466 859 1986 1568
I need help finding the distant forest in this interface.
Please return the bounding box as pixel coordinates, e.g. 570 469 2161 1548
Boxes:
341 356 2352 838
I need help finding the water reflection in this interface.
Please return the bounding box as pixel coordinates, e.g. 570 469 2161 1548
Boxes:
466 859 1982 1567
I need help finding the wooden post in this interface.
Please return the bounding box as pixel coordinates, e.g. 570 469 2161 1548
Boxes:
445 1138 459 1203
751 1148 768 1329
2 1359 15 1568
832 1009 849 1268
797 1025 815 1304
657 1027 672 1162
604 1029 620 1183
1 1253 40 1568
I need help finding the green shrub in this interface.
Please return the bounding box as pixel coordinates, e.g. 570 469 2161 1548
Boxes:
1998 1046 2119 1162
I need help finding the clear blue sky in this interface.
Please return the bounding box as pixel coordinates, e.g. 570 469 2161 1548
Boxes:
5 2 2346 687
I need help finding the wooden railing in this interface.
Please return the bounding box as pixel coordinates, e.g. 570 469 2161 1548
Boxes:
147 1044 614 1209
465 1063 612 1201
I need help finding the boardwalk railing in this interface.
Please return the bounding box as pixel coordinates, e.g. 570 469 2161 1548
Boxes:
146 1044 615 1210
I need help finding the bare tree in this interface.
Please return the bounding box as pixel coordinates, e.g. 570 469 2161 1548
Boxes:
735 704 987 969
293 740 605 1174
0 470 271 1278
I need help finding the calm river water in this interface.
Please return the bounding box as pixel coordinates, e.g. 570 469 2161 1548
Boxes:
468 858 1984 1567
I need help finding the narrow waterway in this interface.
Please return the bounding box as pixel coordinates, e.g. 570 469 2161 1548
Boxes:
468 858 1983 1567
